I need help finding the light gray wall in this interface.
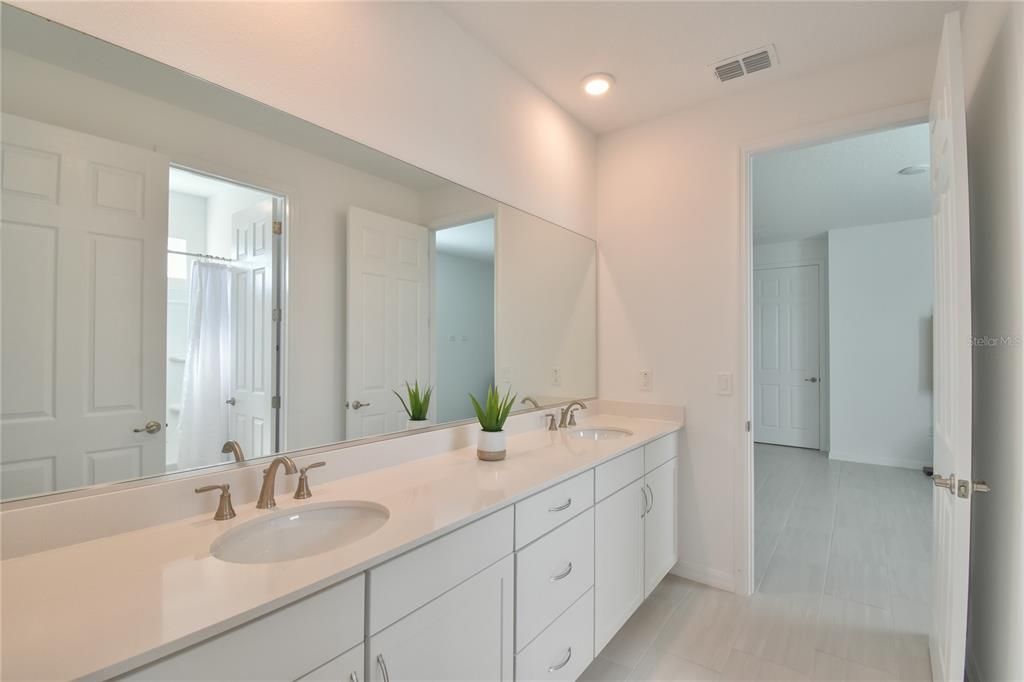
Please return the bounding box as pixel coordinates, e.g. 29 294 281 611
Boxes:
435 252 494 422
827 219 934 469
963 4 1024 681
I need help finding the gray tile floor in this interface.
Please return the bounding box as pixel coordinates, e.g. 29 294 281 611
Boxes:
581 444 933 681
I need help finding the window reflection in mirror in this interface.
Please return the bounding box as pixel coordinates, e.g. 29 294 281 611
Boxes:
0 4 596 502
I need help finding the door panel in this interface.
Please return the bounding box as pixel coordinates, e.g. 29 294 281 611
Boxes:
753 265 821 448
346 207 430 439
929 12 973 682
1 113 167 499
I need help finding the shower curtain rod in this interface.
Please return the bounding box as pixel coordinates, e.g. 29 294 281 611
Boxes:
167 249 235 263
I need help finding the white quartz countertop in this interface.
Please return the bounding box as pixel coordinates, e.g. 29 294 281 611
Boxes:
1 414 681 681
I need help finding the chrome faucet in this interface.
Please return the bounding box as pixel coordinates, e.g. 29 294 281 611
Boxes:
221 440 245 463
521 396 540 409
256 455 298 509
558 400 588 428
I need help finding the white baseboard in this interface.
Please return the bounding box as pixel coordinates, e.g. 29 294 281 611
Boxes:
670 560 736 593
828 450 931 471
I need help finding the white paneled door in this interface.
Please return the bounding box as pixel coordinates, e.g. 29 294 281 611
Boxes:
346 206 430 439
753 264 821 449
228 200 275 460
1 114 168 499
929 12 973 682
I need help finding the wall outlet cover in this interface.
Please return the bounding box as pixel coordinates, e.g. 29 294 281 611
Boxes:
639 369 652 391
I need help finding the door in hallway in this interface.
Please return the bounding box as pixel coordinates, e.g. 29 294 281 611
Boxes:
753 264 820 449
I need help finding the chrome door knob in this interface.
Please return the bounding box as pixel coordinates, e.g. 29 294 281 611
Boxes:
133 420 162 434
350 400 370 410
804 377 819 383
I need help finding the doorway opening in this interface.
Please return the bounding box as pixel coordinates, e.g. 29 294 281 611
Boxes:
746 121 936 678
166 166 285 471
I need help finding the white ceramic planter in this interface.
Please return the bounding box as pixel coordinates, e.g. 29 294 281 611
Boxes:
407 419 433 430
477 430 507 461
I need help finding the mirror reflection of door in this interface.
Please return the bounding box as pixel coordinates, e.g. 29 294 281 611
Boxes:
166 168 282 471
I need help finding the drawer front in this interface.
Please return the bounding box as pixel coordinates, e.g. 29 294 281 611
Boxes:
594 447 643 501
121 574 364 681
370 506 513 634
515 590 594 682
644 432 678 473
515 508 594 649
515 470 593 549
299 644 363 681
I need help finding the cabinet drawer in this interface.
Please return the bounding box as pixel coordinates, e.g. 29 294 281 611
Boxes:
515 508 594 650
121 574 364 681
299 644 363 681
595 447 643 501
515 589 594 682
644 432 678 473
515 470 593 549
370 506 513 634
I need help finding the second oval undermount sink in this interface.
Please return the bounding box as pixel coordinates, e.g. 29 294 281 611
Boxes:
569 427 634 440
211 501 389 564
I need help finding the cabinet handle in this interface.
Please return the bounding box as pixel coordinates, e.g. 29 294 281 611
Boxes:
548 647 573 672
646 483 655 514
376 654 390 682
640 486 649 518
349 672 359 682
550 562 573 581
548 498 572 512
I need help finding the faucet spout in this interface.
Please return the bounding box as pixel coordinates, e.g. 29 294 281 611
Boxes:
221 440 245 463
521 396 540 409
558 400 588 428
256 456 298 509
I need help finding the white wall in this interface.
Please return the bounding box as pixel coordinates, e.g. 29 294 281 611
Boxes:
1 51 423 451
827 219 933 469
596 41 937 590
13 1 596 238
961 4 1024 681
435 252 495 422
753 236 830 451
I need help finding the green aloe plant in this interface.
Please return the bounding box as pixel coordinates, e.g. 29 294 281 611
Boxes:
393 381 433 421
469 385 517 432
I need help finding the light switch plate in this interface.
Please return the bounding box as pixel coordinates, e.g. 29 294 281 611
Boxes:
639 369 652 391
717 372 733 395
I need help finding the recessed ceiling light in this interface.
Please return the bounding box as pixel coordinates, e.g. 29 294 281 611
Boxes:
898 165 929 175
582 73 615 97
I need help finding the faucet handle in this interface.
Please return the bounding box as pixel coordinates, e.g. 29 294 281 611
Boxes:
294 461 326 499
195 483 237 521
545 414 558 431
568 405 586 426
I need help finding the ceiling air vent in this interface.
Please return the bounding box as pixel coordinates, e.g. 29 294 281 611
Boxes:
712 44 779 82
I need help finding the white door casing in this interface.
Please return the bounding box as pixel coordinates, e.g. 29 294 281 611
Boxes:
929 11 973 682
1 113 168 499
228 200 275 460
753 265 821 449
346 207 430 439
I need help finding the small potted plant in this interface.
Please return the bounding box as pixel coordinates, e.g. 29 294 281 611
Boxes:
393 381 433 429
469 385 516 461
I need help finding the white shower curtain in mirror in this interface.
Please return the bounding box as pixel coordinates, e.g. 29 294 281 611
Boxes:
178 261 233 469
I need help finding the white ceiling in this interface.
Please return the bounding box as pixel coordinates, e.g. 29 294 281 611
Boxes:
436 218 496 263
752 123 931 244
442 1 959 134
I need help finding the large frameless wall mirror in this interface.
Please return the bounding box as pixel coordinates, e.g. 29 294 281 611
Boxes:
0 5 597 502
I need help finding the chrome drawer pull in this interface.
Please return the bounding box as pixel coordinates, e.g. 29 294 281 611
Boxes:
548 647 573 672
548 498 572 512
645 483 654 514
550 562 573 581
640 486 649 518
349 672 359 682
376 654 390 682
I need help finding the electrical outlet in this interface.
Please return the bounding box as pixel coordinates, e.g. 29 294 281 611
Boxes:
717 372 734 395
552 367 561 387
639 369 652 391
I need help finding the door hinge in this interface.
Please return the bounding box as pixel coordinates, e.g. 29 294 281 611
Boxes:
272 308 282 322
271 396 281 409
272 220 283 235
745 420 751 433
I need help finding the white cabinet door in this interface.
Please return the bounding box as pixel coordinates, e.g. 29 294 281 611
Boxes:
643 458 678 596
594 479 645 653
300 644 363 682
369 555 513 681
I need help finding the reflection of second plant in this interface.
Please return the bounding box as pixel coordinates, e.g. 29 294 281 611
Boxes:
469 385 517 432
393 381 433 421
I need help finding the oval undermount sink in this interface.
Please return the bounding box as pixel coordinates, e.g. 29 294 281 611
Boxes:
211 501 389 564
569 427 634 440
